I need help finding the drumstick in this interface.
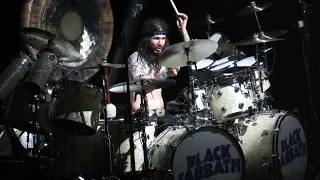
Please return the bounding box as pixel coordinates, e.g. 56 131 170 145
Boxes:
169 0 183 24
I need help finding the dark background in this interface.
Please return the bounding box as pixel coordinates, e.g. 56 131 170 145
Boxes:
1 0 320 172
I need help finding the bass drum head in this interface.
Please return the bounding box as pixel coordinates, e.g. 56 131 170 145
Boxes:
149 126 246 180
277 112 308 180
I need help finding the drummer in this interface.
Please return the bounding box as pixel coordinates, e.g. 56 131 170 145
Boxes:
127 12 190 126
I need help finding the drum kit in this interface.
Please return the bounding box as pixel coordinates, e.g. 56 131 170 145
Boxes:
0 1 310 180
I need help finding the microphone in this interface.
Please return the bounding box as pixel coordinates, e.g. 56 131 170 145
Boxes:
106 103 117 119
24 49 58 95
0 52 34 102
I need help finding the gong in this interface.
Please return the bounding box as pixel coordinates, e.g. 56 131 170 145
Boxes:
20 0 114 82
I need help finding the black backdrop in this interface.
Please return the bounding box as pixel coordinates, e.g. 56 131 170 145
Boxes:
1 0 320 166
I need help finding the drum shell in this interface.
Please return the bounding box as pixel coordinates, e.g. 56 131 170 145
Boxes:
48 120 155 177
50 83 102 136
240 111 308 180
210 82 255 119
148 126 246 180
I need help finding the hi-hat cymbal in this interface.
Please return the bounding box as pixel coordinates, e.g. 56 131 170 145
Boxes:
195 14 224 25
20 27 82 62
158 39 218 68
109 79 176 94
237 1 272 16
231 31 285 46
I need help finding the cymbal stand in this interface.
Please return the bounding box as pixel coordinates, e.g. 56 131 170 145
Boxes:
100 59 119 180
138 81 150 179
185 48 198 122
30 94 42 157
206 24 211 39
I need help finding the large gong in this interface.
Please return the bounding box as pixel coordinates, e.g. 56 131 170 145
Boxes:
20 0 114 82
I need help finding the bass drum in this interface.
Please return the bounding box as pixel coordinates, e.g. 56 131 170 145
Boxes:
148 126 246 180
240 110 308 180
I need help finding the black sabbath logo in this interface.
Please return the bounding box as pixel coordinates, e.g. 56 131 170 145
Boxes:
280 128 307 167
178 144 242 180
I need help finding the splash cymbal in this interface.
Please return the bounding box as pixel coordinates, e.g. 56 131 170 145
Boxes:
237 1 272 16
20 0 114 82
158 39 218 68
231 31 285 46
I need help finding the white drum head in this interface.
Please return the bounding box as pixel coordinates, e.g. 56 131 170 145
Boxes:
191 59 214 70
172 127 244 180
278 114 308 180
229 56 256 67
210 56 233 71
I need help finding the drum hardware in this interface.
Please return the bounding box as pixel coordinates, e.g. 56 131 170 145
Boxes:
24 49 59 95
99 58 120 179
0 52 34 102
194 14 224 39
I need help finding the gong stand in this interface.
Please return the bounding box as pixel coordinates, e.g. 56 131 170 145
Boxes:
100 58 120 179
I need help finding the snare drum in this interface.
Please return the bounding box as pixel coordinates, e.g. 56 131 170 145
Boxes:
50 82 103 136
148 125 246 180
240 110 308 180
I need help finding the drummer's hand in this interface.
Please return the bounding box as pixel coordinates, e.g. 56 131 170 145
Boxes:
176 12 188 33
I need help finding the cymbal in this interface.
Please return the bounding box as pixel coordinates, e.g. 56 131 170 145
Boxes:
75 63 125 70
237 1 272 16
109 78 176 94
20 27 56 50
195 14 224 25
231 32 285 46
264 30 287 37
158 39 218 68
20 27 82 62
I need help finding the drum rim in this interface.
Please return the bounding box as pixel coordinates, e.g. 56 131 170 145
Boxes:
169 126 246 178
272 110 309 179
59 82 103 94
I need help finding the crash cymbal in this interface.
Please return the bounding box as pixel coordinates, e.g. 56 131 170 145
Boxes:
231 32 285 46
20 0 114 82
195 14 224 25
20 27 81 61
158 39 218 68
237 1 272 16
109 79 177 94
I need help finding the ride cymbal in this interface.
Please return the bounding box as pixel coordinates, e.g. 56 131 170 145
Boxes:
231 32 285 46
158 39 218 68
109 79 177 94
237 1 272 16
20 0 114 82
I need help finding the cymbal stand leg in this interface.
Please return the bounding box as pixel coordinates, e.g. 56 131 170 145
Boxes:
185 48 198 121
100 67 120 179
139 81 150 179
206 25 211 39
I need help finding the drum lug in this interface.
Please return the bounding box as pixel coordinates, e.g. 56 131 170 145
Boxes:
262 128 280 136
221 107 227 112
262 161 271 172
234 86 240 93
238 103 244 109
217 90 223 96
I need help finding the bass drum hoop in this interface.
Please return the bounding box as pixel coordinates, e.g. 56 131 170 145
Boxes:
272 110 308 179
167 126 246 179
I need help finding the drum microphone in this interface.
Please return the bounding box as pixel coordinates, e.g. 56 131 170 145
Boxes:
0 52 34 102
24 49 59 95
